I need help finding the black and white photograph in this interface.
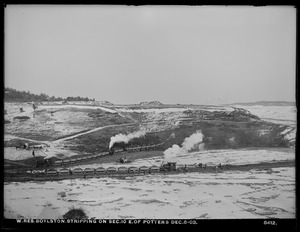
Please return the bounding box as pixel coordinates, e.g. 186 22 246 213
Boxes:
3 5 296 225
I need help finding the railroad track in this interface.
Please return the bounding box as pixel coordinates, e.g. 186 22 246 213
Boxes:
5 163 215 182
49 142 165 168
4 160 294 183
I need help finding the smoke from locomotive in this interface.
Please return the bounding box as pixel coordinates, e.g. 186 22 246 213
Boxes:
164 130 204 161
109 129 147 149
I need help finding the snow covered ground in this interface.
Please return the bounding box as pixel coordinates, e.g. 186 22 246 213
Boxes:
4 103 296 219
115 107 188 113
40 104 117 113
233 105 297 126
201 105 235 112
3 146 80 161
4 167 295 219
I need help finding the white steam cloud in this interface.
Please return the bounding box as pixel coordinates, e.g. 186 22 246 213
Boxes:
109 129 147 149
164 130 204 161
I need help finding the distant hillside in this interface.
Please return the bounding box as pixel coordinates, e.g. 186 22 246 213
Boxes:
98 100 114 106
4 87 95 102
230 101 296 106
139 101 163 106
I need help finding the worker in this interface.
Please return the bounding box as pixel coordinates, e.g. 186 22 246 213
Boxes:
32 150 35 157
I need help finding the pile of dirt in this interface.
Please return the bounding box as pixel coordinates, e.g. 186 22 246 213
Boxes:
63 207 88 219
206 108 260 122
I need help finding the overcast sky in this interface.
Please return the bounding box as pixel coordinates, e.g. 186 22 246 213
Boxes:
5 5 296 105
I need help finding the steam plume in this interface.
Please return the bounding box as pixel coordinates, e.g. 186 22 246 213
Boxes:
163 130 204 161
109 129 147 149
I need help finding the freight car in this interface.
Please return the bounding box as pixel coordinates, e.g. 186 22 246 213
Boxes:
110 142 164 154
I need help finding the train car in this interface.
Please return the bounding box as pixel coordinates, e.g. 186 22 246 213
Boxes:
84 168 95 177
81 157 89 162
204 163 217 170
118 166 128 173
53 160 63 167
46 169 58 176
149 166 160 173
176 164 186 171
139 166 149 173
70 158 77 164
128 166 138 174
107 167 117 174
77 157 83 162
85 156 92 161
59 168 70 176
72 168 84 176
126 147 135 153
97 153 104 158
32 169 46 177
184 164 198 171
62 160 70 166
95 167 106 175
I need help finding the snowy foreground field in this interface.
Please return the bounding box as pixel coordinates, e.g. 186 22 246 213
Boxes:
4 147 295 219
4 167 295 219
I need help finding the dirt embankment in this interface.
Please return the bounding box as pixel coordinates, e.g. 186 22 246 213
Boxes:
5 103 294 157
